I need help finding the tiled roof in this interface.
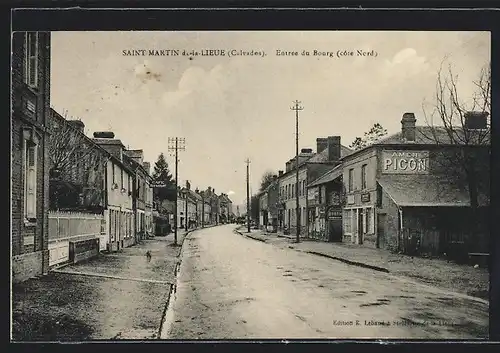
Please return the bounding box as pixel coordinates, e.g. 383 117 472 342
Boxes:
92 138 125 147
377 175 489 207
376 126 490 146
307 164 343 187
343 126 491 161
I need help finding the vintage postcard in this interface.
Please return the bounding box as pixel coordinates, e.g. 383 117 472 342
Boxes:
11 29 490 341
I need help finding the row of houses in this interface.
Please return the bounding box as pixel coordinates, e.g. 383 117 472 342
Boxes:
257 112 490 260
11 31 234 283
168 184 234 231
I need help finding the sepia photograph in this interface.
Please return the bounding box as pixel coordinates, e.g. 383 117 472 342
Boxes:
11 27 491 341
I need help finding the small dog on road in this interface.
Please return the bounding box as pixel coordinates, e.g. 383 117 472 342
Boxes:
146 250 152 262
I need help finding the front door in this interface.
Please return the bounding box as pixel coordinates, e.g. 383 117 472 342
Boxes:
357 209 364 245
377 213 386 249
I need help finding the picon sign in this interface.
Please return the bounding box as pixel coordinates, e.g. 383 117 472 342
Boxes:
381 150 430 174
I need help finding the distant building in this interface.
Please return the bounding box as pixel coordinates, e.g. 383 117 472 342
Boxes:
123 149 154 241
258 175 279 231
307 164 343 242
277 137 352 236
93 132 136 250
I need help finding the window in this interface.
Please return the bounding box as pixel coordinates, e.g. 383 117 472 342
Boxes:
120 169 124 189
361 164 367 190
348 168 354 192
128 175 131 193
112 164 116 184
24 32 39 88
344 210 352 234
24 140 37 220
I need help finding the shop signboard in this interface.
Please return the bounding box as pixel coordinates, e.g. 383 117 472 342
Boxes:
381 150 430 174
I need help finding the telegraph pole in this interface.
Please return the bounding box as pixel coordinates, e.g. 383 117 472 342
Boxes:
291 100 303 243
245 158 251 233
168 137 186 246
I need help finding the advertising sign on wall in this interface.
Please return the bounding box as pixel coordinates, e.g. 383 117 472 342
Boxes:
381 150 430 174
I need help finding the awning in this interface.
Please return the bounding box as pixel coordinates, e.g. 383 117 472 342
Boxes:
308 164 343 187
377 175 488 207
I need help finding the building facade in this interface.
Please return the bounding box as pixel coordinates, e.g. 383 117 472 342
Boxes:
123 149 154 241
259 175 279 231
342 112 490 259
277 137 351 236
307 165 343 242
11 31 51 283
93 132 136 251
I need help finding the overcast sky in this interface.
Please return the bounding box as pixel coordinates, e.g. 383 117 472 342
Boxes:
50 31 490 206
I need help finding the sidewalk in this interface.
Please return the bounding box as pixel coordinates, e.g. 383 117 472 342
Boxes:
235 226 489 301
11 228 197 341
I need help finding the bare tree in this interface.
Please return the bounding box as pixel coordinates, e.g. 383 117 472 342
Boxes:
421 61 490 231
259 170 276 192
48 115 108 210
349 123 388 151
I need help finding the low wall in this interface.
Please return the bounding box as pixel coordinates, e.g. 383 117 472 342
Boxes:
48 211 104 267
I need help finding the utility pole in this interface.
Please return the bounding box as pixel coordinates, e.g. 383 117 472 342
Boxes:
245 158 251 233
185 181 189 232
291 100 304 243
168 137 186 246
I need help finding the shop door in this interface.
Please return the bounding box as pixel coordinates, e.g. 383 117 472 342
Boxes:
377 213 386 249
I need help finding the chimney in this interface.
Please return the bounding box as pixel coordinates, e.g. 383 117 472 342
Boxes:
186 180 191 190
124 149 144 165
68 120 85 134
464 111 488 130
401 113 417 142
93 131 115 138
273 175 278 180
278 170 284 177
316 138 328 153
92 132 125 161
327 136 341 162
301 148 313 154
143 162 150 174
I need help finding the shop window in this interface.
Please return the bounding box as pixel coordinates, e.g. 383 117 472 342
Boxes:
365 208 374 234
344 210 352 234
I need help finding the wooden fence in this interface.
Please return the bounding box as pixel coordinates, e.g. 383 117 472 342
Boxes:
48 211 105 267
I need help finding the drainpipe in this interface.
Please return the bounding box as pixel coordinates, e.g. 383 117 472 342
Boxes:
398 207 403 251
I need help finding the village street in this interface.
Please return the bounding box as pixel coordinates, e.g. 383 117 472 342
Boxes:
162 224 488 340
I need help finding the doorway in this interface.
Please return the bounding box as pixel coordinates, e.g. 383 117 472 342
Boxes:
357 209 364 245
377 213 386 249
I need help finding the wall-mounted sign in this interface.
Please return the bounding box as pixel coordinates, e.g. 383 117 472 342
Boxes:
328 208 342 220
381 150 430 174
361 193 370 203
308 187 318 201
347 195 355 205
151 181 167 188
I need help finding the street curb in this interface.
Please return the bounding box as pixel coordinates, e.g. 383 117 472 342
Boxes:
305 250 390 273
234 229 267 243
158 224 218 339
